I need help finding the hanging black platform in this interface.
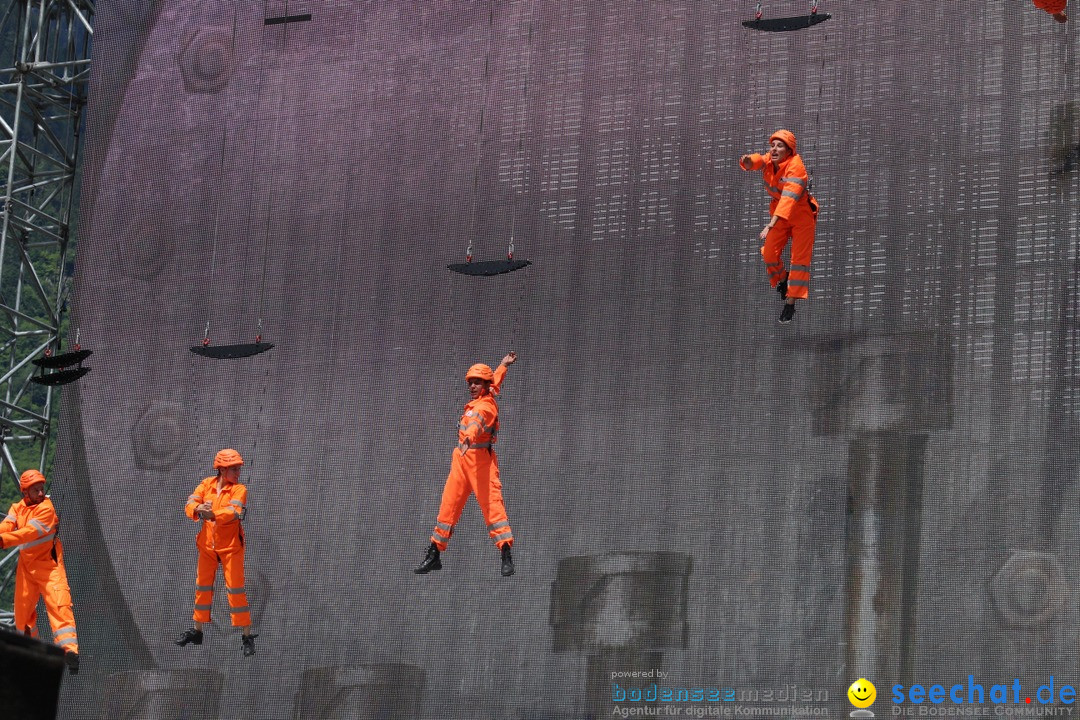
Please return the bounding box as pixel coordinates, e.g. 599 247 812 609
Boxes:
190 342 274 359
742 12 830 31
31 367 91 386
32 349 92 370
448 259 531 277
30 349 93 386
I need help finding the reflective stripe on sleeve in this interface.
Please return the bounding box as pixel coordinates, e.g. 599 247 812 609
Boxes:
29 519 50 535
20 532 56 549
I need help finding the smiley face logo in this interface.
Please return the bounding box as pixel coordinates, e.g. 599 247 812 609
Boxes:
848 679 877 709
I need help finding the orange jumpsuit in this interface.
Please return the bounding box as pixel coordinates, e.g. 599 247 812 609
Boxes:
429 364 514 551
740 152 819 300
1033 0 1067 15
0 497 78 653
185 477 250 627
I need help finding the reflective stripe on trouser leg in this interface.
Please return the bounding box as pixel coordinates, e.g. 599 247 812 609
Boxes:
220 548 250 627
41 560 78 653
430 521 453 552
785 219 816 300
432 451 474 551
473 456 513 548
52 624 78 652
761 221 792 288
192 547 219 623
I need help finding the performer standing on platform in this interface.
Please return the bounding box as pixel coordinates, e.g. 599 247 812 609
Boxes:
740 129 819 324
1033 0 1068 22
0 469 80 674
175 448 257 657
415 352 518 577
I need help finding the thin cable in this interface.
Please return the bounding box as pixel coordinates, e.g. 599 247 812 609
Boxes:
200 11 242 345
254 0 301 339
244 3 278 343
466 0 498 263
507 4 536 261
48 12 85 508
511 0 538 351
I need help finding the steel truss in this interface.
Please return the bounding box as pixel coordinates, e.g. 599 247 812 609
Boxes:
0 0 92 499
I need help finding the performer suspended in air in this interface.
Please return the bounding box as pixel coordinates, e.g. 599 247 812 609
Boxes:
740 129 819 324
175 449 257 656
416 352 519 577
0 469 80 674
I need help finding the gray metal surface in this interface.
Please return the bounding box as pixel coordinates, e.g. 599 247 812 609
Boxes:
50 1 1080 718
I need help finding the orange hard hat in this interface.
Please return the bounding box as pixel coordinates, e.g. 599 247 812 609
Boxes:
213 448 244 469
769 129 797 154
19 469 46 491
465 363 494 382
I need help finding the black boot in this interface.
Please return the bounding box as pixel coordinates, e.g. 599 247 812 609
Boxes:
174 627 203 646
64 651 79 675
779 303 796 324
776 279 788 300
500 545 515 577
242 633 258 657
414 543 442 574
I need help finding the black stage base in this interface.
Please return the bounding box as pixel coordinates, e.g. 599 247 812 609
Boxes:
0 627 66 720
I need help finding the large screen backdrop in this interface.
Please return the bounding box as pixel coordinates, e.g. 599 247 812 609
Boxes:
47 1 1080 718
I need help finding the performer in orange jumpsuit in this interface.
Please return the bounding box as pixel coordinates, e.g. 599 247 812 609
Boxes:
0 469 79 674
415 351 518 577
740 129 819 324
1033 0 1068 22
175 448 257 656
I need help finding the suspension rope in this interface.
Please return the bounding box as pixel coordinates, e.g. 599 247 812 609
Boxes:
199 12 242 347
507 5 537 262
510 0 539 352
465 0 498 264
251 0 282 344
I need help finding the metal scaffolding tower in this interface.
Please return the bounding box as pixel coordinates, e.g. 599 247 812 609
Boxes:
0 1 93 483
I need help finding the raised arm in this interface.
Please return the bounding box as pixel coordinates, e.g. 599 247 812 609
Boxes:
491 351 517 395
